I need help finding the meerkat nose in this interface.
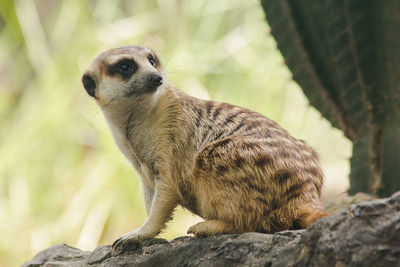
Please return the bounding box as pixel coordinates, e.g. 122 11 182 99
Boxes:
149 74 163 87
82 73 96 97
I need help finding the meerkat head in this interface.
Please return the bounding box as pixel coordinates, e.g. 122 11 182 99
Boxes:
82 45 163 105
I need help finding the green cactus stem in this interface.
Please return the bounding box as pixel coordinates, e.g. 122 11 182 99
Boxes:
261 0 400 197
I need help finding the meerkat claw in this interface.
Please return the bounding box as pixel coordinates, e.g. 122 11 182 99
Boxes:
111 230 144 255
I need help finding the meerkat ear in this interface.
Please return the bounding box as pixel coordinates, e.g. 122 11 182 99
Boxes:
82 73 96 97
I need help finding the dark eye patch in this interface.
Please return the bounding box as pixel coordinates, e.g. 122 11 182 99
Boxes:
108 58 137 80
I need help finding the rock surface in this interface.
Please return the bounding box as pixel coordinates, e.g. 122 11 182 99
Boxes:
23 192 400 267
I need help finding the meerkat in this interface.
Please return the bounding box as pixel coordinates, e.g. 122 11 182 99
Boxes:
82 45 328 251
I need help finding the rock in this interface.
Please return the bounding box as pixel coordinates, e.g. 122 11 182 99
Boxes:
23 191 400 267
323 192 376 214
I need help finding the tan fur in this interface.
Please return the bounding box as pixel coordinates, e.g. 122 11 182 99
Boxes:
82 45 328 250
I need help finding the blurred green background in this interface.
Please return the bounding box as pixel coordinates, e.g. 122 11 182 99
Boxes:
0 0 351 266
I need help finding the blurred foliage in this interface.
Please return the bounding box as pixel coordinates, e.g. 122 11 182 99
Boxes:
0 0 351 266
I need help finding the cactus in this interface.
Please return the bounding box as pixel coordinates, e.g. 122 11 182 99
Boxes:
261 0 400 197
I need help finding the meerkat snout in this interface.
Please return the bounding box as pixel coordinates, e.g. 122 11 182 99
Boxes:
148 73 163 87
82 73 96 97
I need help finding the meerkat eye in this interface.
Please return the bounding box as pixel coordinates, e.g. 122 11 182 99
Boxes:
119 63 131 72
117 60 135 73
109 59 137 79
148 55 156 67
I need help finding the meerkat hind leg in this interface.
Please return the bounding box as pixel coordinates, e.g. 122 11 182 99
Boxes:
187 220 236 236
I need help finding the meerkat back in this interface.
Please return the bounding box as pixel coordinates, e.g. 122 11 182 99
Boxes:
82 45 328 252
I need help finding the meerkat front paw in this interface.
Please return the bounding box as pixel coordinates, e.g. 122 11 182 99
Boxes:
187 220 235 237
112 229 149 254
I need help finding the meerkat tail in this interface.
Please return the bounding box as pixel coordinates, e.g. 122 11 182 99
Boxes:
296 206 329 229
